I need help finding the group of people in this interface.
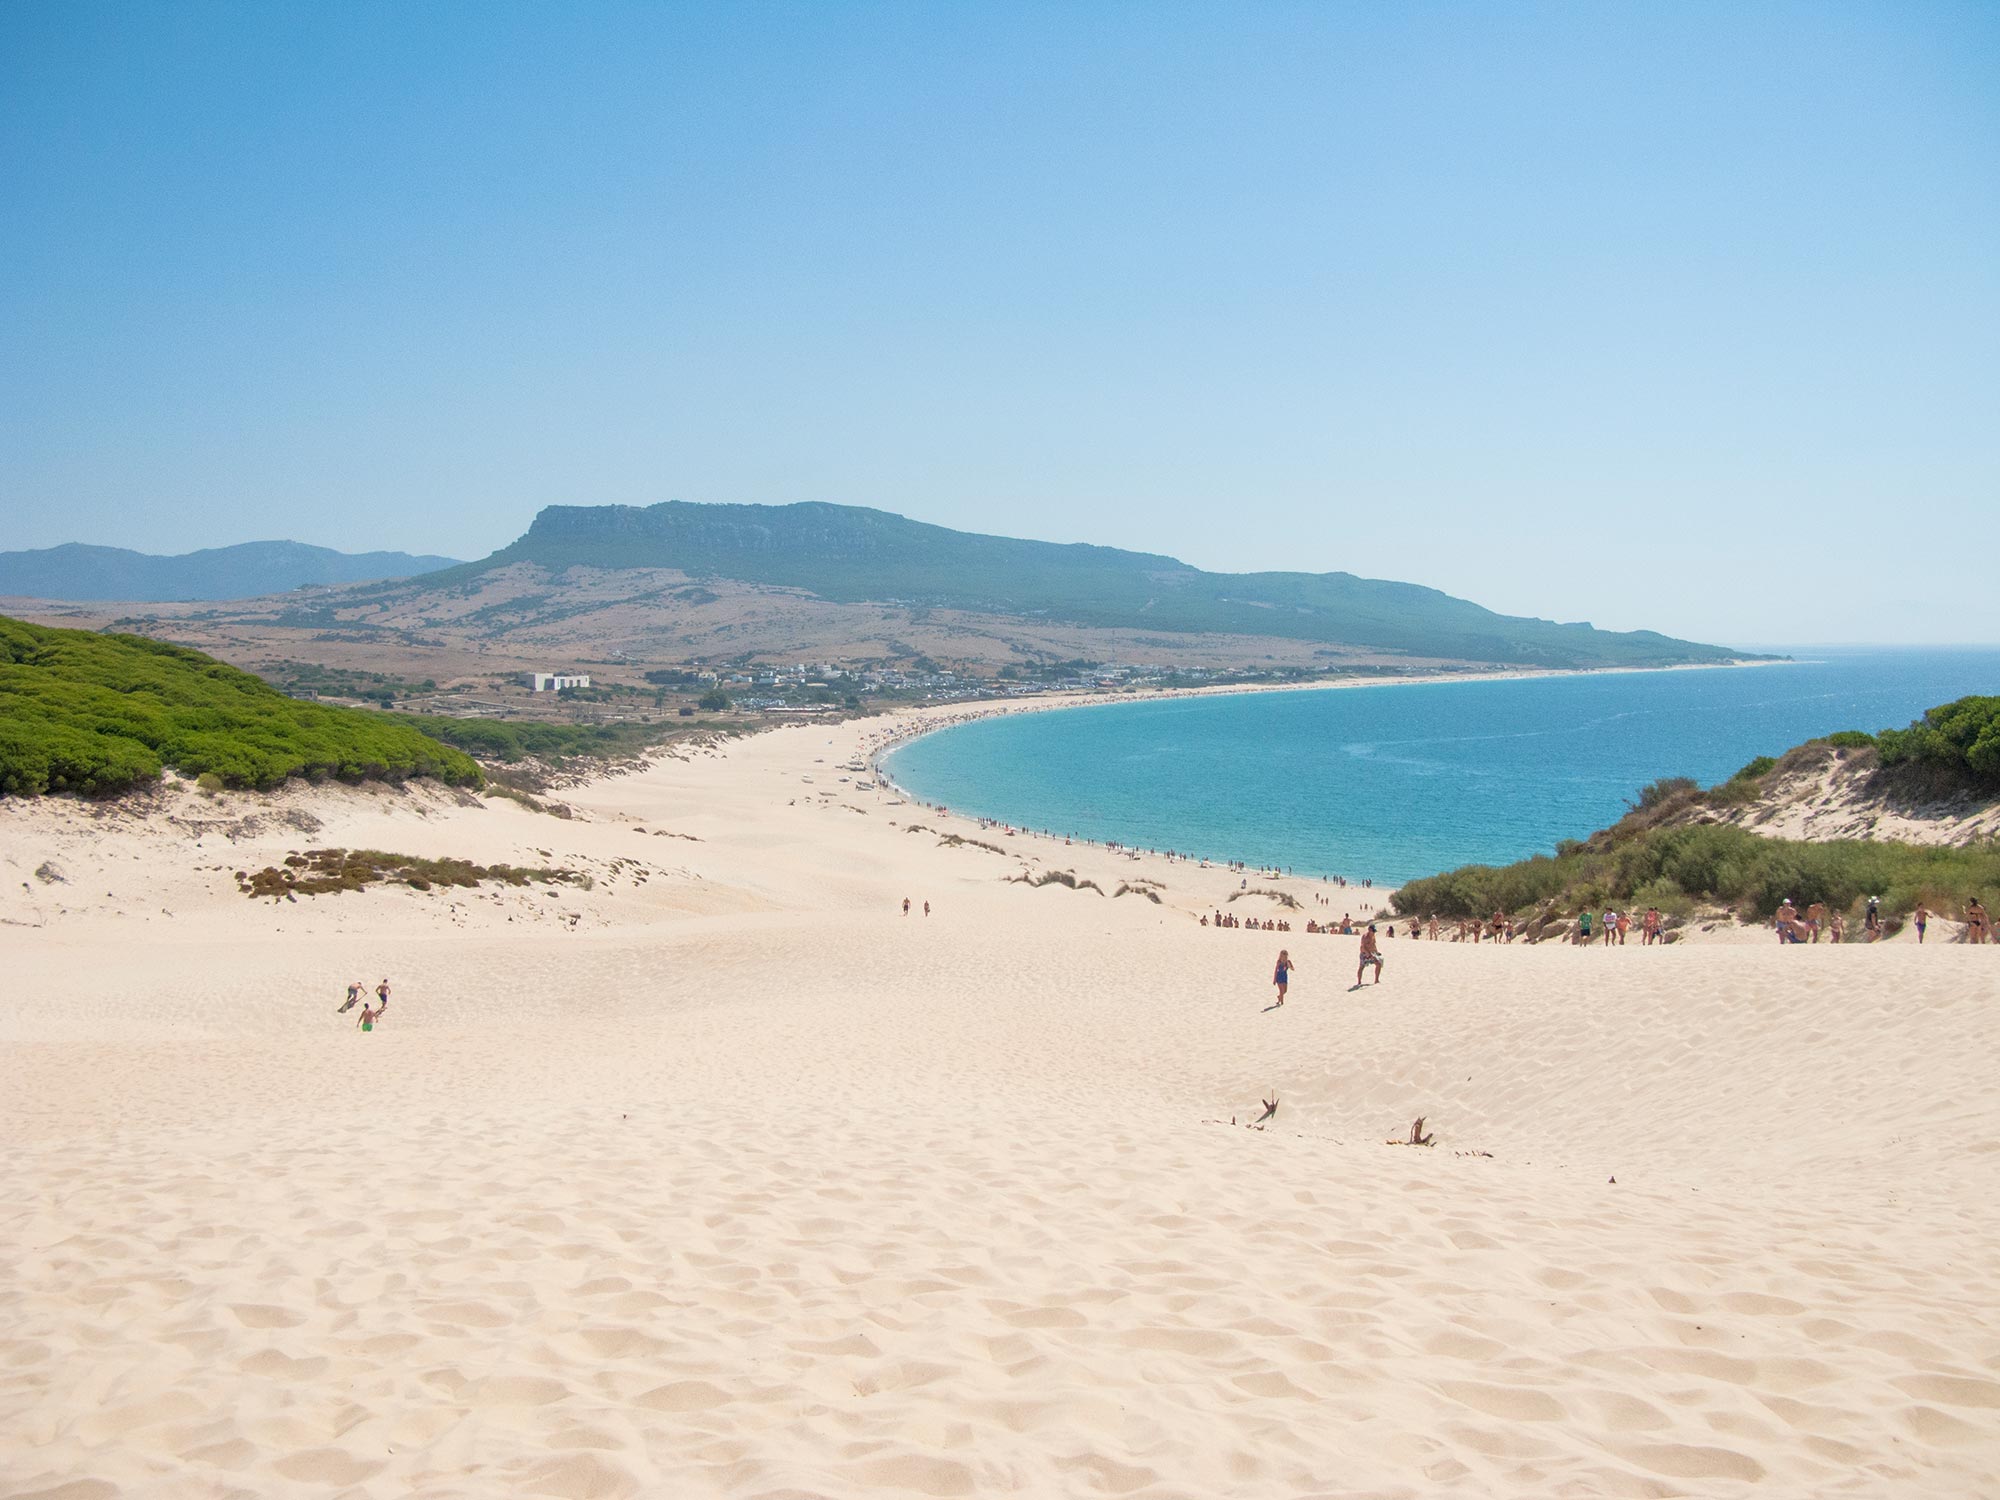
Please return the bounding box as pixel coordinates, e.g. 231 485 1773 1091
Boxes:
1270 928 1385 1004
1772 895 1989 944
337 978 392 1032
1206 911 1290 930
901 897 932 917
1574 908 1667 946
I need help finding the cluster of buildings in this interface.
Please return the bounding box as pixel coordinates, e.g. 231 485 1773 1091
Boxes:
512 659 1252 710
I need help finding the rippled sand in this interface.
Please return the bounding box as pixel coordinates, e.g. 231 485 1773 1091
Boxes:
5 714 1998 1498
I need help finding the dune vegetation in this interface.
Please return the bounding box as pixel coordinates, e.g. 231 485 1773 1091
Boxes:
236 848 581 900
1391 820 2000 930
1393 697 2000 928
0 616 481 797
383 712 690 766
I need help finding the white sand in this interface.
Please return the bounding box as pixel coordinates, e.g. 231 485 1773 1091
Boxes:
5 710 1999 1498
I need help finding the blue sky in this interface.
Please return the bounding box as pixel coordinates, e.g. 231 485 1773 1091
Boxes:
3 2 1995 645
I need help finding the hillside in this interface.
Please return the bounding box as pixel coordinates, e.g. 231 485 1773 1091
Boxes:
449 500 1750 670
0 540 461 602
1392 696 2000 931
0 615 480 796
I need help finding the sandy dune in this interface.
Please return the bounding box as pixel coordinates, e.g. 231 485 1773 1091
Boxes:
5 712 1998 1498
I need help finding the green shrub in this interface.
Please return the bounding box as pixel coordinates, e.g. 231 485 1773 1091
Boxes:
1729 754 1777 783
1633 776 1700 811
1876 696 2000 790
1395 821 2000 925
0 617 481 797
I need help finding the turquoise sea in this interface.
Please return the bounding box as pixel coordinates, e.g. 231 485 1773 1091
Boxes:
882 648 2000 884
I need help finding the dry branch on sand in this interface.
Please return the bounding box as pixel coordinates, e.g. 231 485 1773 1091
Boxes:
1387 1116 1435 1147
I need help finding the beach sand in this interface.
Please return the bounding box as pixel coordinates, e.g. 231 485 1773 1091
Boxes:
5 710 1998 1498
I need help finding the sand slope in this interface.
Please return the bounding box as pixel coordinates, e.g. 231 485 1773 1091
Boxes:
5 715 1999 1498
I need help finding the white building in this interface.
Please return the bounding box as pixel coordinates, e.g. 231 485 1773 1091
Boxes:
524 672 591 692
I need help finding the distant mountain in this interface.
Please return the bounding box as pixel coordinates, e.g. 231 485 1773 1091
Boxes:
0 541 462 602
457 500 1751 669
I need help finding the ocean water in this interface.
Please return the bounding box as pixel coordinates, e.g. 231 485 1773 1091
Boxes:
882 648 2000 884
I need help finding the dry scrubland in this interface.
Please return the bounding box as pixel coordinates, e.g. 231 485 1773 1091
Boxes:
5 708 1999 1499
5 563 1449 689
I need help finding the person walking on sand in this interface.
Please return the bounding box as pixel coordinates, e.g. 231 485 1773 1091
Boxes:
1968 897 1990 944
902 897 910 916
1576 909 1593 946
1914 903 1929 943
1354 926 1384 987
924 900 930 917
338 980 364 1014
357 1003 378 1034
1272 949 1296 1006
375 978 391 1015
1864 896 1882 942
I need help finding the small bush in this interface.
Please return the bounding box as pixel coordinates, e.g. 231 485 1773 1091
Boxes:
1729 754 1777 784
236 847 582 900
1633 776 1700 812
1876 696 2000 792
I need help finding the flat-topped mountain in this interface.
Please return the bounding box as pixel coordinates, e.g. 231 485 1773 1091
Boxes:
454 500 1748 669
0 541 461 602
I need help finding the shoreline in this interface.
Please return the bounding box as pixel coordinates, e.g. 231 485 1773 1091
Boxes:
860 656 1788 886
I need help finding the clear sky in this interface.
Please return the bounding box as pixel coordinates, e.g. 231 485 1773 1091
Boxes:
3 2 1995 646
